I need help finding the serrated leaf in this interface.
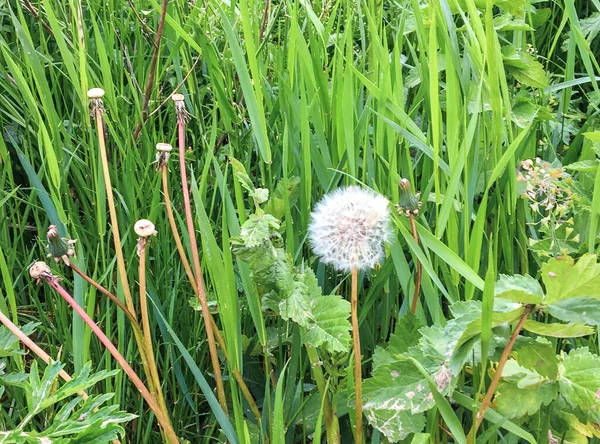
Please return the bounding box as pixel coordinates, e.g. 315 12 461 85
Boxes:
363 360 432 442
373 313 422 368
494 13 533 31
302 296 351 353
503 46 549 88
523 320 594 338
565 160 599 173
263 176 301 220
494 379 558 418
239 214 280 248
559 348 600 422
495 274 544 304
548 297 600 326
0 322 40 358
542 255 600 304
512 337 559 380
456 307 525 353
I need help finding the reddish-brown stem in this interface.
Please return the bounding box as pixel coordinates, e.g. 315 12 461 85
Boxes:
132 0 170 140
470 305 533 440
176 117 228 413
22 0 54 37
69 263 138 326
44 277 179 443
161 165 261 423
351 267 362 444
0 310 87 400
409 215 422 314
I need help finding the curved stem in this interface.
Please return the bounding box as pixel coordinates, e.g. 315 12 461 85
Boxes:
351 267 362 444
161 165 261 422
93 108 136 320
44 277 179 443
469 305 533 441
69 263 138 327
409 215 422 314
176 119 228 413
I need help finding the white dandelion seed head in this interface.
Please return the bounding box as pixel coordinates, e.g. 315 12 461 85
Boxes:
308 186 392 272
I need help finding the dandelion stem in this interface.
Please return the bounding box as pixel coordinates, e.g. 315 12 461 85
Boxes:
469 305 533 441
409 215 422 314
138 238 171 427
175 109 228 413
161 164 261 422
43 276 180 443
69 263 138 326
92 102 136 321
0 310 88 400
351 267 363 444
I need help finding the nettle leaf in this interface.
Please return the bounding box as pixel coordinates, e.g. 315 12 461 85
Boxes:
363 359 433 442
373 313 422 368
502 46 549 89
512 337 559 379
239 214 280 248
548 297 600 325
303 296 351 354
523 320 594 338
542 254 600 304
495 274 544 304
559 348 600 422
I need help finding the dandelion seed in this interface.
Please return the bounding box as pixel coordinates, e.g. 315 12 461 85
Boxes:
308 186 392 272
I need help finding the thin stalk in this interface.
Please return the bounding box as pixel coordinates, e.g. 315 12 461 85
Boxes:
69 263 138 326
305 345 340 444
469 305 533 441
0 310 88 400
43 276 180 444
175 106 228 413
351 267 362 444
138 238 171 424
91 102 136 319
409 215 422 314
161 164 261 423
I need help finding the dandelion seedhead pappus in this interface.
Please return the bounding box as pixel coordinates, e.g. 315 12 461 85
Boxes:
134 219 157 256
29 261 57 285
155 142 173 169
309 186 392 272
87 88 105 117
172 93 191 124
46 225 77 265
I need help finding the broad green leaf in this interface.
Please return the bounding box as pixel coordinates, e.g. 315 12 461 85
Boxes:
523 320 594 338
502 46 549 88
565 160 599 173
0 322 39 358
542 255 600 304
493 13 533 31
548 297 600 325
303 296 351 353
263 177 301 220
494 379 558 418
495 274 544 304
363 360 432 442
373 313 422 368
512 337 559 380
559 348 600 422
239 214 280 248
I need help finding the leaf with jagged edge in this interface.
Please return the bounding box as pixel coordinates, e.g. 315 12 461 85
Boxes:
0 322 40 358
495 274 544 304
263 176 301 220
512 337 559 380
542 254 600 304
239 214 280 248
523 320 594 338
559 348 600 423
548 297 600 326
502 46 549 89
494 378 558 418
303 296 351 354
363 359 432 442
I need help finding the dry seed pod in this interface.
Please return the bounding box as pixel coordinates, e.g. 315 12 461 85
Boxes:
155 143 173 169
29 261 54 284
171 93 190 124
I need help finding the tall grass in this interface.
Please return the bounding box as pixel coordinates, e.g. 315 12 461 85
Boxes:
1 0 599 442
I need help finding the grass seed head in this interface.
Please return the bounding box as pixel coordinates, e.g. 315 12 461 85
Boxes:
308 186 392 272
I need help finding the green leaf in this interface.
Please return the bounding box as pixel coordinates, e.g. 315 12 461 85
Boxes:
502 46 549 88
565 160 599 173
512 337 559 380
559 348 600 422
495 274 544 304
239 214 280 248
494 378 558 418
493 13 533 31
456 308 525 352
302 296 351 353
542 255 600 304
548 297 600 325
263 177 301 220
363 360 431 442
0 322 39 358
523 320 595 338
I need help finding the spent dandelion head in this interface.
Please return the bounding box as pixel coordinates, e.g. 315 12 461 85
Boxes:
87 88 105 117
134 219 157 256
172 93 191 124
29 261 56 285
46 225 77 265
397 178 421 217
309 186 392 272
155 142 173 169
